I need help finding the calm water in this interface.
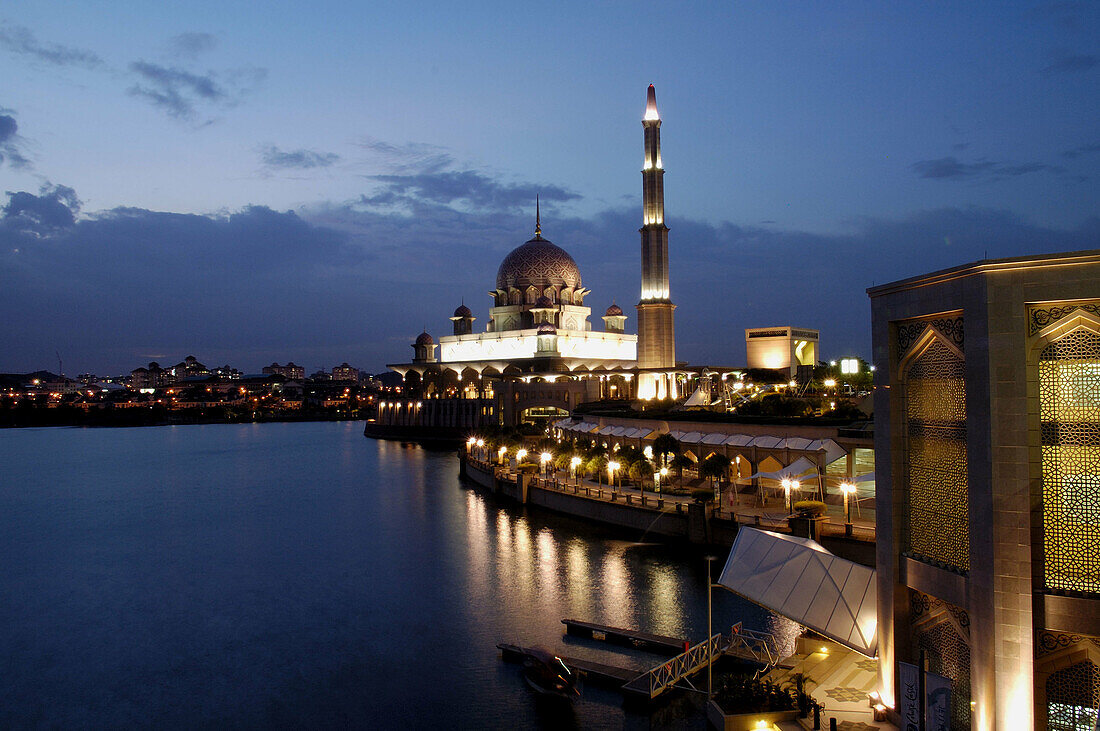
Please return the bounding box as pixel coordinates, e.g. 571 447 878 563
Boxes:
0 421 768 729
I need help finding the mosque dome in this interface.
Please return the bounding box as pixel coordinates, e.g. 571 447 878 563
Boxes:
415 331 434 346
495 235 582 291
605 303 623 317
453 304 472 318
537 322 557 335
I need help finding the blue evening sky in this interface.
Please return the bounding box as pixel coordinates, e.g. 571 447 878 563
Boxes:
1 2 1097 374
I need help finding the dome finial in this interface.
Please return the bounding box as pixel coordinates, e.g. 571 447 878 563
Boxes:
534 195 542 238
644 84 659 122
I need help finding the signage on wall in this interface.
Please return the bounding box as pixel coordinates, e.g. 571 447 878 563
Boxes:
898 660 952 731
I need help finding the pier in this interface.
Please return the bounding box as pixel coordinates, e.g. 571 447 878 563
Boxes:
562 618 687 655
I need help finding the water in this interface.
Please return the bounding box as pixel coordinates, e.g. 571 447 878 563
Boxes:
0 421 768 728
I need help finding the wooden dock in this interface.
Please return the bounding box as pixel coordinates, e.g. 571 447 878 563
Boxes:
561 618 688 655
496 643 638 688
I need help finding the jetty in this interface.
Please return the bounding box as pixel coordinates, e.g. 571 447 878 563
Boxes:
561 618 687 655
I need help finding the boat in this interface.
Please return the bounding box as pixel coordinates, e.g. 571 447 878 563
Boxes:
522 646 580 699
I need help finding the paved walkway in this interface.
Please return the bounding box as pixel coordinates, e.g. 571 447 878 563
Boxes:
471 455 876 541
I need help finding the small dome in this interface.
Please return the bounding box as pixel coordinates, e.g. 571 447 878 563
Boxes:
534 295 553 308
453 304 472 318
415 331 434 346
537 322 557 335
605 303 623 317
496 236 582 291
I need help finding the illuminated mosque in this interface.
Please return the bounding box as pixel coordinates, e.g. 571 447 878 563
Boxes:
384 85 684 427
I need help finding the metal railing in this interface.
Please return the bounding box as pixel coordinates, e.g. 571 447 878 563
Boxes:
726 627 780 667
627 633 725 699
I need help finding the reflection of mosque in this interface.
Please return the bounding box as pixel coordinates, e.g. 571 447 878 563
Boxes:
382 86 686 429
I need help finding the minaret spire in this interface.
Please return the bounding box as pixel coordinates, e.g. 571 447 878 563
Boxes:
534 195 542 238
636 84 676 400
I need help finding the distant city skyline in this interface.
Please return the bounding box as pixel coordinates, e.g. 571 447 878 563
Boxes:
1 2 1097 374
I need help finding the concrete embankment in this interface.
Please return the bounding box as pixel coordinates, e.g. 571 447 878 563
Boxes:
459 454 875 566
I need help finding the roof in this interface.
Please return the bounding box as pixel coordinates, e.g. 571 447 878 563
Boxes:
495 236 582 291
717 528 878 657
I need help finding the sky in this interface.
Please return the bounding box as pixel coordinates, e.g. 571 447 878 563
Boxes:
1 1 1097 375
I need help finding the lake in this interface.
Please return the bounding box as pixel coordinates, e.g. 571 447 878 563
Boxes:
0 421 770 728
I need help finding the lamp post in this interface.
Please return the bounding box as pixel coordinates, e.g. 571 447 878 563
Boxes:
476 439 484 461
782 478 800 515
498 446 507 465
840 481 855 536
570 456 581 485
608 460 620 492
706 555 716 702
515 448 527 470
540 451 552 479
658 467 668 495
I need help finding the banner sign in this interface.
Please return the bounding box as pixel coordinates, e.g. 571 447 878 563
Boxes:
925 670 952 731
898 661 920 731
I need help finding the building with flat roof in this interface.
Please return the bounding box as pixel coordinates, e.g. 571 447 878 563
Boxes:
745 326 819 378
869 249 1100 731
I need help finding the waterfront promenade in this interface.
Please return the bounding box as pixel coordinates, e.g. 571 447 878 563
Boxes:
461 453 876 560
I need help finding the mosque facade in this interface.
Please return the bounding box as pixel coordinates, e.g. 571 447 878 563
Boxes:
381 86 686 429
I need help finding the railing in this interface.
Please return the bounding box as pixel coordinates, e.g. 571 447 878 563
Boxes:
727 628 780 667
627 633 725 699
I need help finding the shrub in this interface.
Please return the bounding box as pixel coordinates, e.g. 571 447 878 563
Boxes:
793 500 826 517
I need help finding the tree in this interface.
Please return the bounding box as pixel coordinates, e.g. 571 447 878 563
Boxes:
701 454 732 502
651 433 680 468
670 454 694 491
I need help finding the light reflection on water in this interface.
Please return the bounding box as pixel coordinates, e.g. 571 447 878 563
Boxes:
0 422 776 729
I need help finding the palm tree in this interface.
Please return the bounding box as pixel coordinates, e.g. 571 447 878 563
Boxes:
670 454 694 491
701 454 733 504
651 433 680 468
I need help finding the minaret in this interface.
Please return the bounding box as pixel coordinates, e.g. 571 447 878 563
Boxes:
636 84 677 400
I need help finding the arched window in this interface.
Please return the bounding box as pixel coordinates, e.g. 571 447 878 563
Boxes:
525 286 538 304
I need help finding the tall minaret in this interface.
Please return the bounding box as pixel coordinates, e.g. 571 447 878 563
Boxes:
636 84 676 400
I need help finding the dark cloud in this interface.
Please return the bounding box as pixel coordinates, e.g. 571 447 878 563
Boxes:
2 180 1097 375
260 145 339 169
0 24 102 68
1063 142 1100 159
911 156 1065 182
362 170 579 211
2 183 79 234
0 112 30 169
127 61 266 120
169 32 217 59
1040 52 1098 75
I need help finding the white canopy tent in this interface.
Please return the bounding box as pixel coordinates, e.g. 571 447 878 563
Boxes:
717 527 878 658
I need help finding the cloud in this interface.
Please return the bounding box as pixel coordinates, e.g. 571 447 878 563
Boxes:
911 156 1065 182
362 170 580 211
0 24 102 68
260 145 339 169
127 60 266 120
169 32 217 59
2 183 80 234
1040 52 1098 75
357 138 454 174
1063 142 1100 159
0 112 31 169
2 181 1097 375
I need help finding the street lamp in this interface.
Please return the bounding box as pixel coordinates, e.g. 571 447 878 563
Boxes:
840 481 856 535
515 448 527 468
781 478 800 514
608 460 620 491
540 451 552 477
658 467 668 494
498 446 507 465
570 456 582 485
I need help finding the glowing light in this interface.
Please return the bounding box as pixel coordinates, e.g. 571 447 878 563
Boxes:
476 439 484 447
540 452 551 464
823 378 836 388
516 449 527 461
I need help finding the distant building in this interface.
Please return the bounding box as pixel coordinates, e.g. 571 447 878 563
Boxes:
331 363 359 382
130 362 166 389
168 355 209 381
869 250 1100 731
262 362 305 380
745 326 819 378
310 370 332 381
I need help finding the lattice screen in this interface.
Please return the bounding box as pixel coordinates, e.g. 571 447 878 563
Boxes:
906 336 970 571
1046 660 1100 731
1040 326 1100 593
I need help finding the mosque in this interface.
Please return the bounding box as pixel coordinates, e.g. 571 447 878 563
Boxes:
382 85 685 429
